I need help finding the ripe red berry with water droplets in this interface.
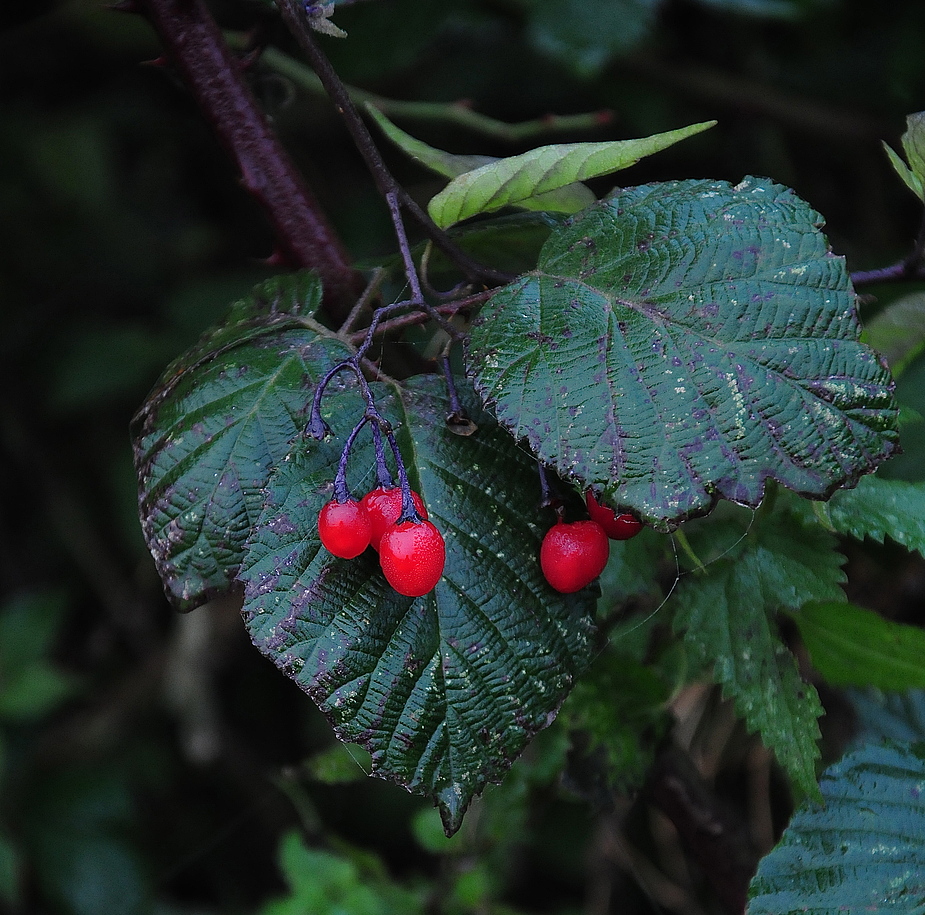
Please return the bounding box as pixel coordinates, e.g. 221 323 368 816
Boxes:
361 487 428 550
317 499 371 559
585 491 644 541
540 520 609 594
379 520 446 597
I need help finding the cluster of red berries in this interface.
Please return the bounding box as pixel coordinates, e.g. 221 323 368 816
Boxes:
540 492 643 594
319 485 641 599
318 487 445 597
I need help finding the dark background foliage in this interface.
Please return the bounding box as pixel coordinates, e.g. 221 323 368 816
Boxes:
2 0 925 912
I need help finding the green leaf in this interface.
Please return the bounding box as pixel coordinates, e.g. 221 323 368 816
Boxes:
427 122 716 228
671 511 845 796
468 177 899 528
238 376 594 834
526 0 661 78
367 105 595 216
131 272 352 611
902 112 925 192
812 475 925 557
862 291 925 376
792 601 925 691
884 142 924 199
849 690 925 746
747 741 925 915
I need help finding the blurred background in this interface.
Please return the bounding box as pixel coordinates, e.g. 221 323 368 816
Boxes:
1 0 924 912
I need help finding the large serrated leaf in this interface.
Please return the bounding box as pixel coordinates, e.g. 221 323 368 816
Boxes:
468 177 900 528
747 741 925 915
427 122 715 228
671 511 845 796
238 376 595 834
132 272 353 611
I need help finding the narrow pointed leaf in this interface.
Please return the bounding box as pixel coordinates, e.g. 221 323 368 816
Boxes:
792 601 925 692
132 273 352 610
238 376 594 833
427 121 716 227
468 177 899 528
672 512 845 796
367 105 595 216
748 741 925 915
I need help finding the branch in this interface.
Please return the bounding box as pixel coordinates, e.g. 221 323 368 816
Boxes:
852 208 925 287
127 0 361 311
274 0 512 288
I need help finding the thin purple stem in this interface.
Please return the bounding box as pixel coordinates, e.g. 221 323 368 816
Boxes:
852 207 925 287
333 416 370 501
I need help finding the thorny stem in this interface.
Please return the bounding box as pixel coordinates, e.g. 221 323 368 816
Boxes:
129 0 360 313
274 0 512 287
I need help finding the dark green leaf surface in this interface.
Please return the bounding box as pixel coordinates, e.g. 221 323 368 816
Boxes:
132 273 352 610
238 377 594 833
672 512 845 795
793 601 925 691
815 475 925 557
748 741 925 915
469 178 899 528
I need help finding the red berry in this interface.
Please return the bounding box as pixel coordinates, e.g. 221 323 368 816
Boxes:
318 499 371 559
540 520 609 594
379 520 446 597
360 487 428 551
585 491 643 541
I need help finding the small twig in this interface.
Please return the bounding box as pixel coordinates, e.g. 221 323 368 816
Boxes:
241 41 613 144
274 2 512 287
339 267 387 335
347 288 495 344
851 208 925 287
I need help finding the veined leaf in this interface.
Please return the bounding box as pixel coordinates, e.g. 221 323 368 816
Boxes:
367 105 595 216
132 272 352 611
427 121 716 228
672 511 845 796
748 741 925 915
238 376 594 834
468 177 899 528
811 475 925 558
792 601 925 692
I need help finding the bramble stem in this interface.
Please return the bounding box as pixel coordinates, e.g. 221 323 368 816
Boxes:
132 0 360 312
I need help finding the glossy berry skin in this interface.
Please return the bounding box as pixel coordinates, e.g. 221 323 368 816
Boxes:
379 520 446 597
361 487 428 550
540 520 610 594
585 491 644 541
318 499 371 559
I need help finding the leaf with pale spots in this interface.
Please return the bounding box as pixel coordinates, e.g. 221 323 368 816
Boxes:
238 376 594 834
748 741 925 914
671 509 846 797
131 272 353 611
467 177 899 529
